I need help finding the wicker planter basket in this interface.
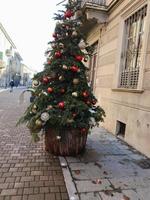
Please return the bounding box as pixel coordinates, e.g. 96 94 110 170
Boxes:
45 128 87 156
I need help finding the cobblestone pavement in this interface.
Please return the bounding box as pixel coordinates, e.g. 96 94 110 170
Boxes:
0 88 69 200
62 128 150 200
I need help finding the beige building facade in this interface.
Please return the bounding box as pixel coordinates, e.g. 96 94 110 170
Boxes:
81 0 150 157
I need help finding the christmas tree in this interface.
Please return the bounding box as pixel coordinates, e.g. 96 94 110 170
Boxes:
19 0 105 154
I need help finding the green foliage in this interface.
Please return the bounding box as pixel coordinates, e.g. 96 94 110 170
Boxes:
20 0 105 137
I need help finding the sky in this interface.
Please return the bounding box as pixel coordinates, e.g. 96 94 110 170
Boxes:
0 0 64 72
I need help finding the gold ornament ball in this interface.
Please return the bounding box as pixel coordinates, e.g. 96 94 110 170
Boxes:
67 119 74 123
72 31 78 36
33 104 37 109
73 78 79 85
46 105 53 110
75 10 82 18
62 65 68 70
32 109 37 114
35 119 42 127
72 92 78 97
79 40 86 49
59 76 64 81
59 43 64 48
32 80 39 87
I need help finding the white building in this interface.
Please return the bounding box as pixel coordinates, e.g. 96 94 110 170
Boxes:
0 23 22 87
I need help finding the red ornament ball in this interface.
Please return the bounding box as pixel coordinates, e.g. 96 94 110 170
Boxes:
58 102 65 109
81 128 87 134
53 33 57 38
75 55 83 61
82 91 89 98
86 100 91 105
43 77 49 84
47 60 51 65
72 113 77 118
60 88 65 93
92 99 97 105
70 66 79 72
55 51 62 58
64 10 74 18
47 87 53 93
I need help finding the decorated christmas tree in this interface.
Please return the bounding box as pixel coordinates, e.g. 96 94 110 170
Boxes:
19 0 105 155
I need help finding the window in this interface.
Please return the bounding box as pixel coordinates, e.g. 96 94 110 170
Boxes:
89 42 98 90
120 5 147 89
116 121 126 138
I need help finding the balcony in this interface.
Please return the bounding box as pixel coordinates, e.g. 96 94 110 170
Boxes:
81 0 106 7
80 0 108 34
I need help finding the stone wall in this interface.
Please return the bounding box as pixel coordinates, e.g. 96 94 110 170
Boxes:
86 0 150 157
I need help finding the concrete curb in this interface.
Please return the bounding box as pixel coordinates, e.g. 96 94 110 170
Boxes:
59 157 79 200
0 89 8 93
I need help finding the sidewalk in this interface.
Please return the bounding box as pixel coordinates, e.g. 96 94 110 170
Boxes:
61 127 150 200
0 89 69 200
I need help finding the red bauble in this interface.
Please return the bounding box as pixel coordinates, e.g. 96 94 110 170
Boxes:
53 33 57 38
47 87 53 93
86 100 91 105
43 77 49 84
60 88 65 93
47 60 51 65
64 10 74 18
75 55 83 61
70 66 79 72
58 102 65 109
81 128 87 134
55 51 62 58
92 99 97 105
82 91 89 98
72 113 77 118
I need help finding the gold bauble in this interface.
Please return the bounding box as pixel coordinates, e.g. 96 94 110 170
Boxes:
72 31 78 36
67 119 74 123
35 119 42 127
59 76 64 81
46 105 53 110
32 109 37 114
73 78 79 85
33 105 37 109
62 65 68 70
72 92 78 97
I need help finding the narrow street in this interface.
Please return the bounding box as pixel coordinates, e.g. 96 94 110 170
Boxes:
0 88 69 200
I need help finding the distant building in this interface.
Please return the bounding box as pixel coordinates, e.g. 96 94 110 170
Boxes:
80 0 150 157
0 23 22 87
21 63 36 87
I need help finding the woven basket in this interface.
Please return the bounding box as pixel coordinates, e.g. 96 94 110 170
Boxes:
45 128 87 156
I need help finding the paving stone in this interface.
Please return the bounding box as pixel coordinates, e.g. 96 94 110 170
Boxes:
28 194 45 200
100 190 139 200
109 177 150 190
23 187 34 194
45 193 56 200
75 179 111 193
136 188 150 200
1 189 17 196
0 183 9 189
80 192 101 200
11 195 22 200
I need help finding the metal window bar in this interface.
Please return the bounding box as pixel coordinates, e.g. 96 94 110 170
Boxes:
120 5 147 89
89 43 98 90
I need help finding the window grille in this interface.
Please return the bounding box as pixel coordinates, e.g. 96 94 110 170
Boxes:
120 5 147 89
89 42 98 90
